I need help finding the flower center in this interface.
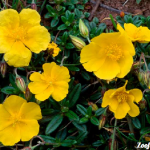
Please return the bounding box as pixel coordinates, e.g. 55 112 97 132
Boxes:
106 44 122 61
8 26 27 41
116 92 127 103
10 114 22 127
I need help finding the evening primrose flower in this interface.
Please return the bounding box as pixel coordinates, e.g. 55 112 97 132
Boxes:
0 95 42 146
117 23 150 43
47 42 60 57
28 62 70 101
0 9 50 67
102 81 143 119
80 32 135 80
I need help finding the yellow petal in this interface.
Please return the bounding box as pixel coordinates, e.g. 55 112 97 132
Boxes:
3 95 26 116
117 54 133 78
35 86 54 101
127 100 140 117
0 105 12 130
19 8 40 28
115 102 130 119
19 120 39 141
0 124 20 146
80 42 106 71
124 23 138 42
52 81 69 101
0 27 15 53
0 9 19 29
115 80 128 93
128 89 143 103
30 72 42 81
102 89 116 107
4 41 32 67
43 62 70 82
19 102 42 120
23 26 50 53
94 57 120 80
28 81 49 94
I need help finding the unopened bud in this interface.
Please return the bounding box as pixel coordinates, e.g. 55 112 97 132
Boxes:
70 35 86 50
109 135 117 150
79 19 89 38
132 61 144 71
16 75 26 93
137 70 145 85
139 98 147 110
120 11 125 18
88 102 98 111
25 86 32 101
99 114 106 130
31 0 37 10
0 61 7 78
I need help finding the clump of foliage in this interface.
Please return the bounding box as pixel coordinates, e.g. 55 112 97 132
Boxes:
0 0 150 150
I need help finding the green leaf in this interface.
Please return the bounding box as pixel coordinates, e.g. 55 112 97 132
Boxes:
61 139 77 147
95 108 105 116
136 0 142 4
79 117 89 124
46 5 56 16
81 71 91 81
72 121 87 131
65 110 79 121
61 16 67 23
68 83 81 107
51 17 59 27
76 131 88 143
90 116 99 126
45 114 63 135
1 86 19 94
146 114 150 124
67 66 80 71
132 118 141 129
109 14 117 30
140 127 150 135
147 16 150 29
40 135 56 143
66 43 75 49
87 106 92 116
58 24 67 30
77 104 87 115
68 13 75 23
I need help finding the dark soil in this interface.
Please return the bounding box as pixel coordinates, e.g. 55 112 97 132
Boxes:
89 0 150 26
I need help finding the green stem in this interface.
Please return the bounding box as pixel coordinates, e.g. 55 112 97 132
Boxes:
111 119 117 150
87 37 91 43
126 115 134 133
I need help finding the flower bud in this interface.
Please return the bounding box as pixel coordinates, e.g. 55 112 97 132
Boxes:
120 11 125 18
31 0 37 10
79 19 89 38
88 102 98 111
69 35 86 50
137 70 145 85
16 75 26 93
0 61 7 78
132 61 144 71
109 135 117 150
139 98 147 110
99 114 106 130
25 86 32 101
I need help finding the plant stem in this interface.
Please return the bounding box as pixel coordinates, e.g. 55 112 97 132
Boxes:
87 37 91 43
111 119 117 150
126 115 134 133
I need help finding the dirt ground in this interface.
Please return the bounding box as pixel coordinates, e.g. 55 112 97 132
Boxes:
89 0 150 25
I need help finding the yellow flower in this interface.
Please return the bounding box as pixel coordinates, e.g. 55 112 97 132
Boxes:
0 9 50 67
47 42 61 57
102 81 143 119
80 32 135 80
28 62 70 101
117 23 150 43
0 95 42 146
